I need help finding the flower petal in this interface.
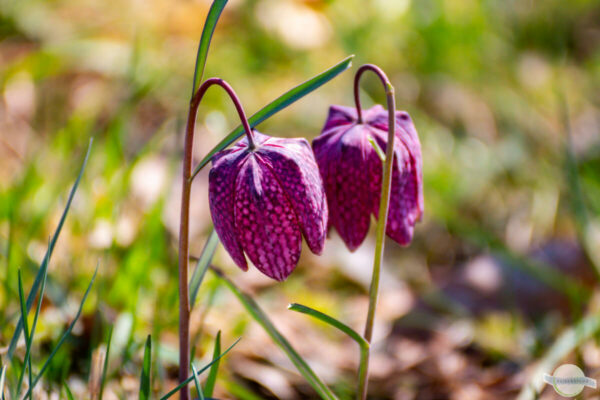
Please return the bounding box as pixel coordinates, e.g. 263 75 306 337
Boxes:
314 125 373 251
364 105 420 148
365 128 386 214
209 150 249 270
234 156 302 281
363 104 386 126
395 111 424 220
259 137 328 254
322 105 357 131
370 126 423 245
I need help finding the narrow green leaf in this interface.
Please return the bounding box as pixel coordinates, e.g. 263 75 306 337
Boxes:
159 337 240 400
190 56 354 180
212 268 338 400
63 381 75 400
367 135 385 162
7 138 93 361
18 254 49 399
98 325 113 400
16 269 34 397
0 365 7 400
192 364 205 400
191 0 228 98
24 262 99 398
189 229 219 308
288 303 368 350
17 270 31 396
17 271 30 342
203 330 221 397
139 335 152 400
517 312 600 400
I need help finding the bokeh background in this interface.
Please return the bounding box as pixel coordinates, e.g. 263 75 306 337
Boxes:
1 0 600 398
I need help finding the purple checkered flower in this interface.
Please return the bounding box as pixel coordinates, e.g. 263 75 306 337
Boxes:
209 130 328 281
312 104 423 251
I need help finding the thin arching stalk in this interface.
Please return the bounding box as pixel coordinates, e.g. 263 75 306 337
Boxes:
178 78 253 400
354 64 396 400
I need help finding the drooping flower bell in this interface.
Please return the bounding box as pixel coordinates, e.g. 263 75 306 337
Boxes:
312 91 423 251
209 130 328 281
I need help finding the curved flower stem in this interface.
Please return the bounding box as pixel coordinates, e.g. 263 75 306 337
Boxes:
178 78 253 400
354 64 396 400
354 65 393 124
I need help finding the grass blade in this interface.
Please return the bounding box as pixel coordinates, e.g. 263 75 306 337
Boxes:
17 253 49 398
0 364 7 400
190 55 354 179
367 135 386 162
191 0 228 98
192 364 205 400
211 268 338 400
203 330 221 397
63 381 75 400
7 138 93 361
24 262 99 398
160 337 241 400
189 229 219 308
17 269 31 397
517 312 600 400
139 335 152 400
288 303 369 350
98 325 113 400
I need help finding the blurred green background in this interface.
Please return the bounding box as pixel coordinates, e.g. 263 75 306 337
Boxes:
1 0 600 398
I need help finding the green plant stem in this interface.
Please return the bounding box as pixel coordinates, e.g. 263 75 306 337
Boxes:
178 78 253 400
357 345 370 399
354 64 396 400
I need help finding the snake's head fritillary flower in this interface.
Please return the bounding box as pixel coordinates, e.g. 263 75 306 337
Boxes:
312 104 423 251
209 131 328 281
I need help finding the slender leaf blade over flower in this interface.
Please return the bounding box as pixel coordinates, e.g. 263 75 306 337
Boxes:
191 55 354 179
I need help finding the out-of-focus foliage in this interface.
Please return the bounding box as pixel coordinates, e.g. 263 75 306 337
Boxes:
0 0 599 398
